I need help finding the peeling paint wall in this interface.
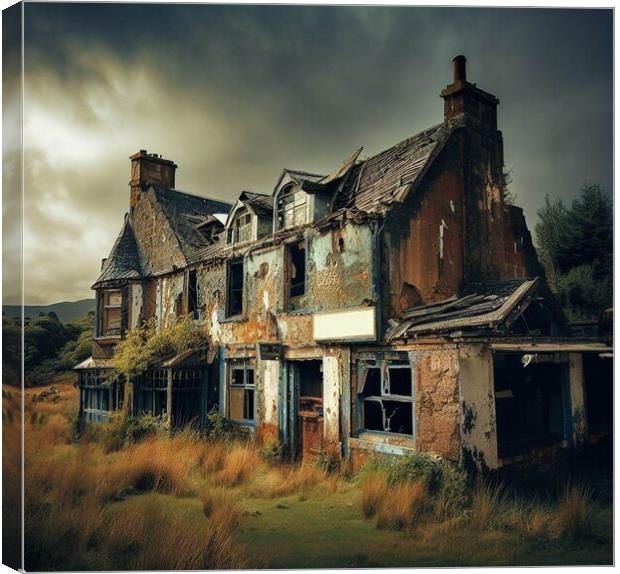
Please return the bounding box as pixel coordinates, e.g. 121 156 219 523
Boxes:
458 344 499 470
415 347 461 462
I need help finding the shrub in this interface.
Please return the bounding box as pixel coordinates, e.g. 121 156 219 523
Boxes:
367 453 467 516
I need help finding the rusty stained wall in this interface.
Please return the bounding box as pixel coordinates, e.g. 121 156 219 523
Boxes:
130 188 186 276
414 347 461 462
322 346 350 450
459 124 507 284
194 222 375 349
306 224 375 312
384 139 465 316
458 344 499 470
501 204 545 280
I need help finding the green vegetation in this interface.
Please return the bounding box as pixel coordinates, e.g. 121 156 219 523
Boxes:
2 311 94 386
535 184 612 319
113 315 207 378
8 382 611 571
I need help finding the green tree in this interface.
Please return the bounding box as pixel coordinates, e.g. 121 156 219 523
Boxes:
535 185 613 320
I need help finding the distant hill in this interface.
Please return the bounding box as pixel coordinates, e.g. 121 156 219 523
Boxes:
3 299 96 323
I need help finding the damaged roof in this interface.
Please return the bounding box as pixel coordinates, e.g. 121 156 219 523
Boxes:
238 191 274 215
338 122 452 213
93 217 142 288
386 278 541 340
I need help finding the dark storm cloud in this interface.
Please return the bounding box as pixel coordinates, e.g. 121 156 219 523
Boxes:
13 4 612 304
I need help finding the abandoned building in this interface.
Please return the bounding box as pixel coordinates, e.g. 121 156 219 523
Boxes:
75 56 612 470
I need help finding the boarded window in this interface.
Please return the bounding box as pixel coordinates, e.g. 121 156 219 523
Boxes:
359 359 414 436
226 259 244 317
101 290 122 336
228 359 255 422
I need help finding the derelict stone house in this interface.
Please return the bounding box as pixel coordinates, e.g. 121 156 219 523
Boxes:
76 56 612 470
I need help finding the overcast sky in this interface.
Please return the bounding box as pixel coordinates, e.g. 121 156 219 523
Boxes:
2 4 613 305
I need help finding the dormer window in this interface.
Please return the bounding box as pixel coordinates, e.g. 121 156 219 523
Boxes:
277 184 307 230
228 208 253 244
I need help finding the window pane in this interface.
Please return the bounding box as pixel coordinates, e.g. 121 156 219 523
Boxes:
246 368 255 387
363 368 381 396
229 387 245 421
244 389 255 420
106 291 122 306
104 307 121 333
389 367 412 397
231 368 244 386
363 400 383 431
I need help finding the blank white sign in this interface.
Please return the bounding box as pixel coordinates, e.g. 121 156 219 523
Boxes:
313 307 376 341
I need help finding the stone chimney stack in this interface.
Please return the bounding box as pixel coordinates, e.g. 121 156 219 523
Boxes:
440 55 499 130
129 150 177 210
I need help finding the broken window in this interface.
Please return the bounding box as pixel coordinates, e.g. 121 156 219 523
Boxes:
100 290 122 337
226 259 244 317
493 353 567 459
230 209 253 244
287 242 306 310
359 359 414 436
277 184 307 230
228 359 255 422
188 270 198 319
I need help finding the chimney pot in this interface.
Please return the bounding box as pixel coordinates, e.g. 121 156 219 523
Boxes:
453 55 467 84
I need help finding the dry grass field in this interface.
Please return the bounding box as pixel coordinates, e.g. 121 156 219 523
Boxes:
3 379 612 570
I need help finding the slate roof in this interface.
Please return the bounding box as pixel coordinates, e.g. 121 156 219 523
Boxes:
151 184 232 266
92 217 142 288
239 191 273 215
338 122 452 213
386 278 540 340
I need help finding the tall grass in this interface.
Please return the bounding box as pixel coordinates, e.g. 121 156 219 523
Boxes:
361 473 387 518
212 443 261 487
376 481 426 531
555 483 593 544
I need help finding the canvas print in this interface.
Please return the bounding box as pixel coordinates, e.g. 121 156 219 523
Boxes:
2 2 613 570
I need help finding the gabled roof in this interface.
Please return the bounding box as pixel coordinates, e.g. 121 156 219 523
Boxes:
238 191 273 216
386 278 541 340
92 217 142 288
339 122 452 213
150 184 232 266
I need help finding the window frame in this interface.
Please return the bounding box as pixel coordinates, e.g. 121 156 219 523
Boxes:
358 359 415 437
226 358 256 423
99 289 123 337
286 241 307 310
276 184 308 231
225 258 244 318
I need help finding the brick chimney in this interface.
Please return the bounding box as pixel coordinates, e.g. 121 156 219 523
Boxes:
440 55 499 131
129 150 177 210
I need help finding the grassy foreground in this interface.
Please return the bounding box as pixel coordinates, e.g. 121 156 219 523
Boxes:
3 380 612 570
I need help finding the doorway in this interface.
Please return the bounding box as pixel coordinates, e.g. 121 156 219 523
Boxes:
288 360 324 459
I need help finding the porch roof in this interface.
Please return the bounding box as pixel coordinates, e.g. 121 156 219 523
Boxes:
386 278 541 341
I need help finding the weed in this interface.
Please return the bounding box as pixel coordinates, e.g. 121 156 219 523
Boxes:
376 481 426 531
